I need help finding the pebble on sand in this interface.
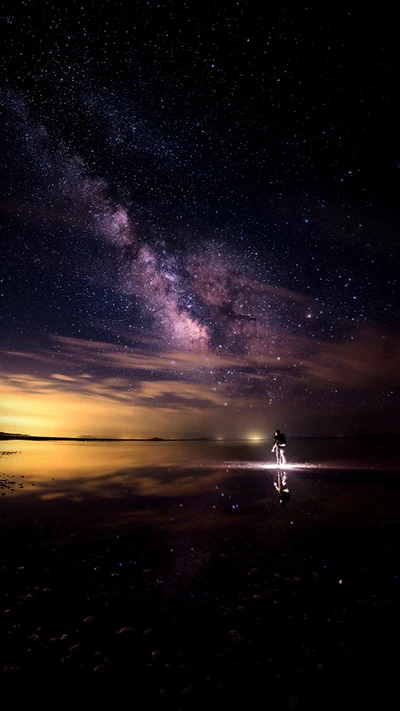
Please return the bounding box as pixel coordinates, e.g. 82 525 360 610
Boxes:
116 627 134 636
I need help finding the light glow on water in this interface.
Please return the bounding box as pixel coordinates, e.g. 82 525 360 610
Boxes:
220 461 324 471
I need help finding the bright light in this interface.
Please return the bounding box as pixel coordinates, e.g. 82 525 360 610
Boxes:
249 434 263 441
216 461 324 471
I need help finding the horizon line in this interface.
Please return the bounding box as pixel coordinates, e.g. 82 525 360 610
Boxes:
1 432 399 442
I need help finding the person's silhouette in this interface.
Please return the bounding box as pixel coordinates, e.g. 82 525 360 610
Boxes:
272 429 287 465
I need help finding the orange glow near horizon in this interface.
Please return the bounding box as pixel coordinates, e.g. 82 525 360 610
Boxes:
0 379 137 437
2 325 400 439
0 370 257 439
0 385 189 439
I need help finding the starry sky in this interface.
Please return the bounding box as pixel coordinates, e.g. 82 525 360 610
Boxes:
0 1 399 439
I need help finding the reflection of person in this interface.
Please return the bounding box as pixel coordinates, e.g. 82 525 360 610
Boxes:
274 470 290 505
271 429 287 465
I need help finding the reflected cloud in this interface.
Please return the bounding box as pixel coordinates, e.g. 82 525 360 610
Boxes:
0 441 233 501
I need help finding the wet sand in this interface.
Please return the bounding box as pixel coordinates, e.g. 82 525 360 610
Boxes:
1 442 400 709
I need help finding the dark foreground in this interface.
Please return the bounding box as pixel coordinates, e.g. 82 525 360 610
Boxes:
1 442 400 709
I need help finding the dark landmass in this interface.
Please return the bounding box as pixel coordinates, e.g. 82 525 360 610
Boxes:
1 431 400 443
0 432 213 442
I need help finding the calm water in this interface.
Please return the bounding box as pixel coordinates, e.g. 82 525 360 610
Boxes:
1 438 399 543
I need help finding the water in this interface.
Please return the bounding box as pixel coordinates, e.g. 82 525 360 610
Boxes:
1 438 399 543
0 436 397 482
1 438 400 709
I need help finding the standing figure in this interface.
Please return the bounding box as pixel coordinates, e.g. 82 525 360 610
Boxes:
272 429 287 466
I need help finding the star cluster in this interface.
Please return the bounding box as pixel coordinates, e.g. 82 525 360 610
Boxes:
0 1 399 437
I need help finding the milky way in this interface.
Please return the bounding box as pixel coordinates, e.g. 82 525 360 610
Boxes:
1 89 309 357
0 2 399 436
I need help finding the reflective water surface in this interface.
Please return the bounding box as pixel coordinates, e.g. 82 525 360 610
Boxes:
1 438 400 710
1 438 400 541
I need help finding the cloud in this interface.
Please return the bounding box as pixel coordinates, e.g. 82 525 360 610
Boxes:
297 327 400 390
1 323 399 438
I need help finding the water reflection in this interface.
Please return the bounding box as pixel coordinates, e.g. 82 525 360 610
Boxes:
1 440 400 541
273 470 290 505
0 439 396 508
0 441 275 535
0 441 235 500
1 440 198 478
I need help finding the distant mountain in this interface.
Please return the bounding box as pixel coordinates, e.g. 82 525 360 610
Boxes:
0 432 167 442
0 432 111 441
0 431 32 439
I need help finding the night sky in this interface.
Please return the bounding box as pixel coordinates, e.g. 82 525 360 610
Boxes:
0 1 399 439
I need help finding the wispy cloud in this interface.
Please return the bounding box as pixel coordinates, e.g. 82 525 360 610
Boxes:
1 325 398 437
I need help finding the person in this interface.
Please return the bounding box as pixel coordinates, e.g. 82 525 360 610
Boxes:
272 428 287 465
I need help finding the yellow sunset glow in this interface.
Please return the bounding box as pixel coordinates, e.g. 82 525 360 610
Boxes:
0 370 249 439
